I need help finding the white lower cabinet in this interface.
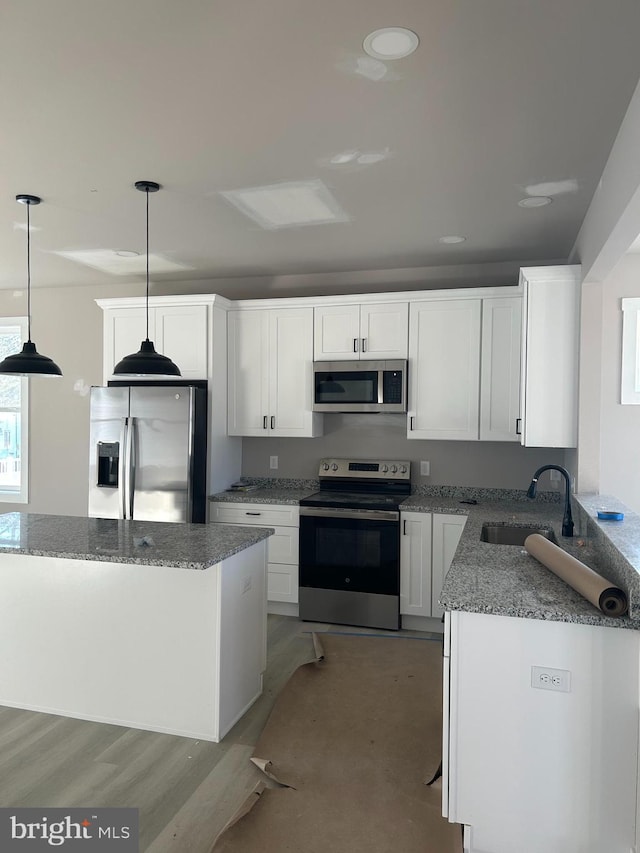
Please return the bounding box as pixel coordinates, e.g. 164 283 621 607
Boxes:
400 512 432 617
400 511 466 621
443 610 640 853
210 503 299 607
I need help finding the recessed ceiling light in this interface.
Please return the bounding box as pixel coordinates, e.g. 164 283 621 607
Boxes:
220 179 349 229
363 27 419 60
330 151 359 165
438 235 466 244
114 249 140 258
518 196 552 208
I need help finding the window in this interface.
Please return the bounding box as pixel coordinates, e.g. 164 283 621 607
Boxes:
621 298 640 405
0 318 28 503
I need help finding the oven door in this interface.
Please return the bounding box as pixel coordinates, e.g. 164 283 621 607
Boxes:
298 506 400 629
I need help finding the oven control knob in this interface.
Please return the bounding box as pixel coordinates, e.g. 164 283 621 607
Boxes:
400 465 408 474
390 465 398 474
322 463 330 471
331 463 338 471
381 465 389 473
345 577 350 584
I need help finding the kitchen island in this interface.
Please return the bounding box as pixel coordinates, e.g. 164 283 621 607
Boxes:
0 513 273 742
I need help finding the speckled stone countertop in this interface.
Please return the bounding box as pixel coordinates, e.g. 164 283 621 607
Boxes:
0 513 273 570
439 496 640 630
209 487 317 505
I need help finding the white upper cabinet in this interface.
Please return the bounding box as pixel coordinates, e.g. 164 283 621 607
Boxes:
519 266 580 448
408 299 482 440
228 307 322 437
314 302 408 360
154 305 208 380
100 301 209 384
480 297 522 442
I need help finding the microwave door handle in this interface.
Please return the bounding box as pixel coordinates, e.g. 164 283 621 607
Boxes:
378 370 384 405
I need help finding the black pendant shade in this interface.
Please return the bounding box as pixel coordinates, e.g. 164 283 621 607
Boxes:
113 181 181 377
0 194 63 377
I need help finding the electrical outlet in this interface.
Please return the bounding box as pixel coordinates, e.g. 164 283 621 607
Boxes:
270 456 278 470
420 461 430 476
531 665 571 692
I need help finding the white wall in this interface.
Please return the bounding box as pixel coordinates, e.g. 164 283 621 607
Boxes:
241 413 568 489
598 255 640 512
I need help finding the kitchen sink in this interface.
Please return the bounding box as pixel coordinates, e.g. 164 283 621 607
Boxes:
480 523 557 546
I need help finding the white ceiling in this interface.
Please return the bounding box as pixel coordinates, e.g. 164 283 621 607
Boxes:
2 0 640 299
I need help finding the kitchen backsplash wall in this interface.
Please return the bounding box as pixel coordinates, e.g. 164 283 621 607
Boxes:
241 413 569 490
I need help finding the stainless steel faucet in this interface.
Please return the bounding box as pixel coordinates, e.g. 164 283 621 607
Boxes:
526 465 574 537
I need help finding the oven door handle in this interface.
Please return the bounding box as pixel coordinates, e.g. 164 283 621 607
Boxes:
299 506 399 522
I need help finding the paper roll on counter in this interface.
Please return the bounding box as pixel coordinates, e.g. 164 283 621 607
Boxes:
524 534 628 617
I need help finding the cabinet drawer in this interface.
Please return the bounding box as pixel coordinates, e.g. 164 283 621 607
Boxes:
211 503 299 527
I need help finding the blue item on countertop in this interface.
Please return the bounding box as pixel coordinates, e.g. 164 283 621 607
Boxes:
597 510 624 521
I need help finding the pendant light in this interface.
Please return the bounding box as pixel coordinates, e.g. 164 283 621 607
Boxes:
0 195 63 377
113 181 181 376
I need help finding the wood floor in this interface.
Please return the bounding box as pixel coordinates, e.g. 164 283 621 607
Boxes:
0 615 441 852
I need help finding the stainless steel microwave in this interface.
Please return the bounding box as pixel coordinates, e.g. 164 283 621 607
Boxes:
312 360 408 413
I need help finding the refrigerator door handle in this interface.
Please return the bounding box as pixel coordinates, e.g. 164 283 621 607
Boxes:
119 417 128 520
125 416 136 519
186 388 195 522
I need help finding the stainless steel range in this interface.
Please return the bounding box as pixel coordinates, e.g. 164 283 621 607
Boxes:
298 458 411 631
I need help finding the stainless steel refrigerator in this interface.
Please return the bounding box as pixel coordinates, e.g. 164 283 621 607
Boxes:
88 381 207 523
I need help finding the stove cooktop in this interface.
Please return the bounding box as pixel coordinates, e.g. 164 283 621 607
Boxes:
299 490 406 512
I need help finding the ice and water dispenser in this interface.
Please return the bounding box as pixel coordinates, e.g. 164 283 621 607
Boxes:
96 441 119 487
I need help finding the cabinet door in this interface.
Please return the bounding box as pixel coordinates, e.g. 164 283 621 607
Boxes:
431 514 466 619
408 300 481 440
102 307 149 383
359 302 409 359
480 297 521 442
155 305 208 379
269 307 321 437
227 310 270 436
400 512 432 617
313 304 361 360
520 267 580 448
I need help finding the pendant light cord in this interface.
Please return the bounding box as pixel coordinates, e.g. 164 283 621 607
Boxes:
145 187 150 342
26 202 32 343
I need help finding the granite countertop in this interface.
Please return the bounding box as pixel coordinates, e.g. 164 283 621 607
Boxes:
0 513 273 570
439 496 640 630
209 486 316 505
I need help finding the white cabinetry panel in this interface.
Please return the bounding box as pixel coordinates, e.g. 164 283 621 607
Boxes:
227 310 269 436
408 300 481 440
400 511 432 617
445 610 638 852
314 302 408 360
229 307 321 437
519 266 580 448
431 514 466 618
155 304 208 379
480 297 522 442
